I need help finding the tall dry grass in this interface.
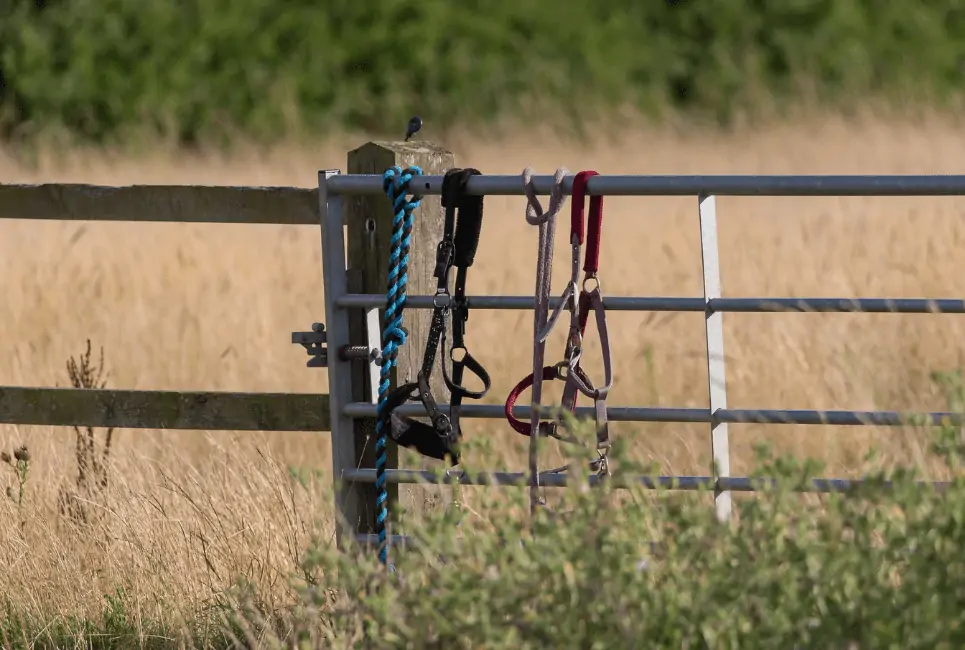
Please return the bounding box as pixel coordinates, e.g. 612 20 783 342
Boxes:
3 112 965 624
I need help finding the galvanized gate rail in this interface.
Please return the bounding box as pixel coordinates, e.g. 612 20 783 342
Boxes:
318 171 965 547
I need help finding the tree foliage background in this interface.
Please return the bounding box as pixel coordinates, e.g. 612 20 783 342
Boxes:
2 0 964 146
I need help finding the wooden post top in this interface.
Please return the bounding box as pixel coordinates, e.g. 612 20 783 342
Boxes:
347 140 455 179
350 140 453 157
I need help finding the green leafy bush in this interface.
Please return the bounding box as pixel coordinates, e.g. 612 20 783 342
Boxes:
3 0 965 147
265 421 965 649
5 417 965 647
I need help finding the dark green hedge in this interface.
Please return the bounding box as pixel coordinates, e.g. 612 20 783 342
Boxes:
2 0 965 146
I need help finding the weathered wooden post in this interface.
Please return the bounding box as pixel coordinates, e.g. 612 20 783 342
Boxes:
343 140 455 543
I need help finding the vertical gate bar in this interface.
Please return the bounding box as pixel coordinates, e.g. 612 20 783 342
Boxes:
362 306 387 543
697 193 733 523
319 169 359 549
364 308 382 407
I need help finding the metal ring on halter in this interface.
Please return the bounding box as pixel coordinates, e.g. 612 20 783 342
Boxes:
552 360 570 380
583 275 601 294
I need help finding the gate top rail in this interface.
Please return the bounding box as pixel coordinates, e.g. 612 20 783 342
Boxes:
327 173 965 197
3 175 964 224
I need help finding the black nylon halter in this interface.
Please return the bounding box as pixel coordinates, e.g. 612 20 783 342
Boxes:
380 168 491 465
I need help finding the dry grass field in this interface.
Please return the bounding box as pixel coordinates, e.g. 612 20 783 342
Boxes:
3 112 965 627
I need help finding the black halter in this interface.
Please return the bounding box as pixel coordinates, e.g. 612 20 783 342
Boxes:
379 168 491 465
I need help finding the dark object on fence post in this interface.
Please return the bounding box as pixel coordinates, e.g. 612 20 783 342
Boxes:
345 140 454 542
405 116 422 142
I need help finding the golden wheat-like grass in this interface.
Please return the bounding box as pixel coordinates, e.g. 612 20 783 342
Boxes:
3 112 965 624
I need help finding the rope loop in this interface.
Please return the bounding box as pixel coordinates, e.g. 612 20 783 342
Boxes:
374 164 423 570
523 166 569 226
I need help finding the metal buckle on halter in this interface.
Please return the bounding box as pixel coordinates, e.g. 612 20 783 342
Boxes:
589 451 609 477
433 288 451 310
434 240 455 279
537 421 558 438
552 360 569 380
432 412 452 437
565 329 584 368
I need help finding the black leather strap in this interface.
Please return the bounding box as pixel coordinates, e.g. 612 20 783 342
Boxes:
382 167 488 466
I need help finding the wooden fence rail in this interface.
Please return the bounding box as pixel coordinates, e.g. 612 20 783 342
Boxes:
0 183 318 224
0 169 337 435
0 387 329 431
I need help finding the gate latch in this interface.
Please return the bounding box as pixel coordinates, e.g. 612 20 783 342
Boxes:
292 322 384 368
292 322 328 368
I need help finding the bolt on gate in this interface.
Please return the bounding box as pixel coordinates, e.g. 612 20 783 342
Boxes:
307 156 965 551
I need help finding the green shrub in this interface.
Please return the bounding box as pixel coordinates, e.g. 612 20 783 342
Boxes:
7 419 965 647
274 423 965 649
4 0 965 147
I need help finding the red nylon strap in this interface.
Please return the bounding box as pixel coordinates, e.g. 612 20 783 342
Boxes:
504 362 596 437
505 290 593 434
583 192 604 274
570 170 604 273
504 366 560 434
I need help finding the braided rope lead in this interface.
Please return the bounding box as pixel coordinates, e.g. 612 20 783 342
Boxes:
522 167 569 518
376 165 423 570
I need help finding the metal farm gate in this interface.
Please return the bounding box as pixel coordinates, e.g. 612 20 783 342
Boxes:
313 167 965 550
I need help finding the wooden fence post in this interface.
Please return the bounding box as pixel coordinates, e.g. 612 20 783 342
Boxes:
344 141 455 541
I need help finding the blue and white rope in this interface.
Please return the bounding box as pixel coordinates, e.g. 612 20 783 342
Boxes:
376 164 423 569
